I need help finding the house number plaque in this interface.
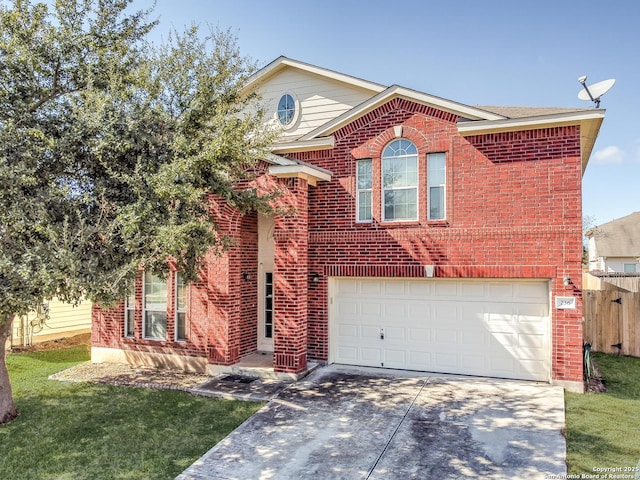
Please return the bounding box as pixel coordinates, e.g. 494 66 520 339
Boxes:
555 296 577 309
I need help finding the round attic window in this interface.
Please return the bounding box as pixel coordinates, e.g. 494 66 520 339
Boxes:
277 93 296 126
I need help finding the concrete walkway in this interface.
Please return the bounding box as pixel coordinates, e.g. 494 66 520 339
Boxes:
177 366 566 480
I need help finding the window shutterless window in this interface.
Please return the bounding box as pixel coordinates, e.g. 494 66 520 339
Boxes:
143 271 167 340
124 292 135 338
356 159 373 222
175 272 187 341
382 139 418 221
427 153 446 220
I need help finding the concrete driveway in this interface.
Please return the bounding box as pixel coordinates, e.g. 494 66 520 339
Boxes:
177 366 566 480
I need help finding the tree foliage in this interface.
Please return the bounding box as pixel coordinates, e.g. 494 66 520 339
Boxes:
0 0 276 422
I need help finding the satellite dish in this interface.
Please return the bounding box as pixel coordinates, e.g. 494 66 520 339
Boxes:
577 76 615 107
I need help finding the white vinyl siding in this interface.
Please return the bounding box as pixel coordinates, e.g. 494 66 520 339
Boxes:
143 272 167 340
259 69 376 140
428 153 446 220
356 159 372 222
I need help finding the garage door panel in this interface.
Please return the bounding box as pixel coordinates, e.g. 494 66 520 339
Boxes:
407 327 430 343
384 326 406 341
383 302 406 318
361 302 383 317
332 278 550 381
337 323 358 338
435 282 458 296
361 348 383 364
361 325 382 339
434 352 458 369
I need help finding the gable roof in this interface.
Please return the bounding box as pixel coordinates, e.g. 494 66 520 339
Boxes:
243 56 386 96
587 211 640 257
250 57 605 172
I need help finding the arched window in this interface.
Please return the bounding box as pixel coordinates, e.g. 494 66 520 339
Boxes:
382 139 418 221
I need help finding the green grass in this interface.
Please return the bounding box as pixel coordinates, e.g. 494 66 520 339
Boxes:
1 346 263 480
565 352 640 475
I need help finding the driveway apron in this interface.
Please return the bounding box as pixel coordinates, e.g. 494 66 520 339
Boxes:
177 366 566 480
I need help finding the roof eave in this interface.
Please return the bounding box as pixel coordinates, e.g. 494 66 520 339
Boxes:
270 136 335 154
242 56 387 96
299 85 506 141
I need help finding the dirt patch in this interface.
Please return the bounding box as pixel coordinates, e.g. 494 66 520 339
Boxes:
50 362 210 391
585 359 607 393
10 333 91 353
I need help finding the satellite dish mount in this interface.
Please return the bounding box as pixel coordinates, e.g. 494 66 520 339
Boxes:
578 76 615 108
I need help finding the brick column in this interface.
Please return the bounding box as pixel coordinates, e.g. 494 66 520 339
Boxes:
273 177 309 374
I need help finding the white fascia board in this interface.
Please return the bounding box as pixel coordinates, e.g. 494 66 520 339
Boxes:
243 56 387 95
268 164 332 184
300 85 505 141
457 109 605 135
270 136 335 154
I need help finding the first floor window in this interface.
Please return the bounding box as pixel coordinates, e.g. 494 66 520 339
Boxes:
264 272 273 339
623 263 638 273
144 271 167 340
428 152 446 220
382 139 418 221
175 272 187 341
124 292 135 338
356 159 372 222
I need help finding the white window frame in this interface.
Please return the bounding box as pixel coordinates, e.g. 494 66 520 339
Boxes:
174 272 187 342
427 152 446 220
356 159 373 223
276 92 299 130
124 292 135 338
623 263 638 273
143 271 167 341
382 139 419 222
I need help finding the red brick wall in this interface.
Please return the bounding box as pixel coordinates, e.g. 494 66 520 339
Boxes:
273 177 309 374
293 98 584 383
92 208 259 367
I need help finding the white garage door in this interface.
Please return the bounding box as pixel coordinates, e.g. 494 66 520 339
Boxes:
331 278 550 381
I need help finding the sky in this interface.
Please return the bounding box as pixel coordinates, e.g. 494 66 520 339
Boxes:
134 0 639 227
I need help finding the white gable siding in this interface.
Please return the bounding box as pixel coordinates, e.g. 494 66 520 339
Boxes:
258 69 376 141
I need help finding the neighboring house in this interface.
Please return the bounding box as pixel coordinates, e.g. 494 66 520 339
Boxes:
587 211 640 273
92 57 606 392
8 298 92 348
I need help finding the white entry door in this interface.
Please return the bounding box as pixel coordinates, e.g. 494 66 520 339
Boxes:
330 278 550 381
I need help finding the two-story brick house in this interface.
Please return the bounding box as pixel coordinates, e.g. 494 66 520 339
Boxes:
92 57 605 392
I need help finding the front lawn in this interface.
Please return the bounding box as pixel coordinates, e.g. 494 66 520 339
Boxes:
0 345 263 479
565 352 640 475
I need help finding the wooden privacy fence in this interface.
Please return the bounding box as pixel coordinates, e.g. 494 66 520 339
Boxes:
583 290 640 357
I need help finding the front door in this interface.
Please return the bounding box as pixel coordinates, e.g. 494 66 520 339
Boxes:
257 215 275 351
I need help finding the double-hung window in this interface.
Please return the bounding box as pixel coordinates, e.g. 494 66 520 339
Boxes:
382 139 418 221
428 153 446 220
124 291 135 338
175 272 187 341
356 159 373 222
143 272 167 340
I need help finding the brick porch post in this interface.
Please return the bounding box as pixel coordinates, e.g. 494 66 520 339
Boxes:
273 177 309 374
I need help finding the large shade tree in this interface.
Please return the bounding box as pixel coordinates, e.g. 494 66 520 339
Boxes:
0 0 275 423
